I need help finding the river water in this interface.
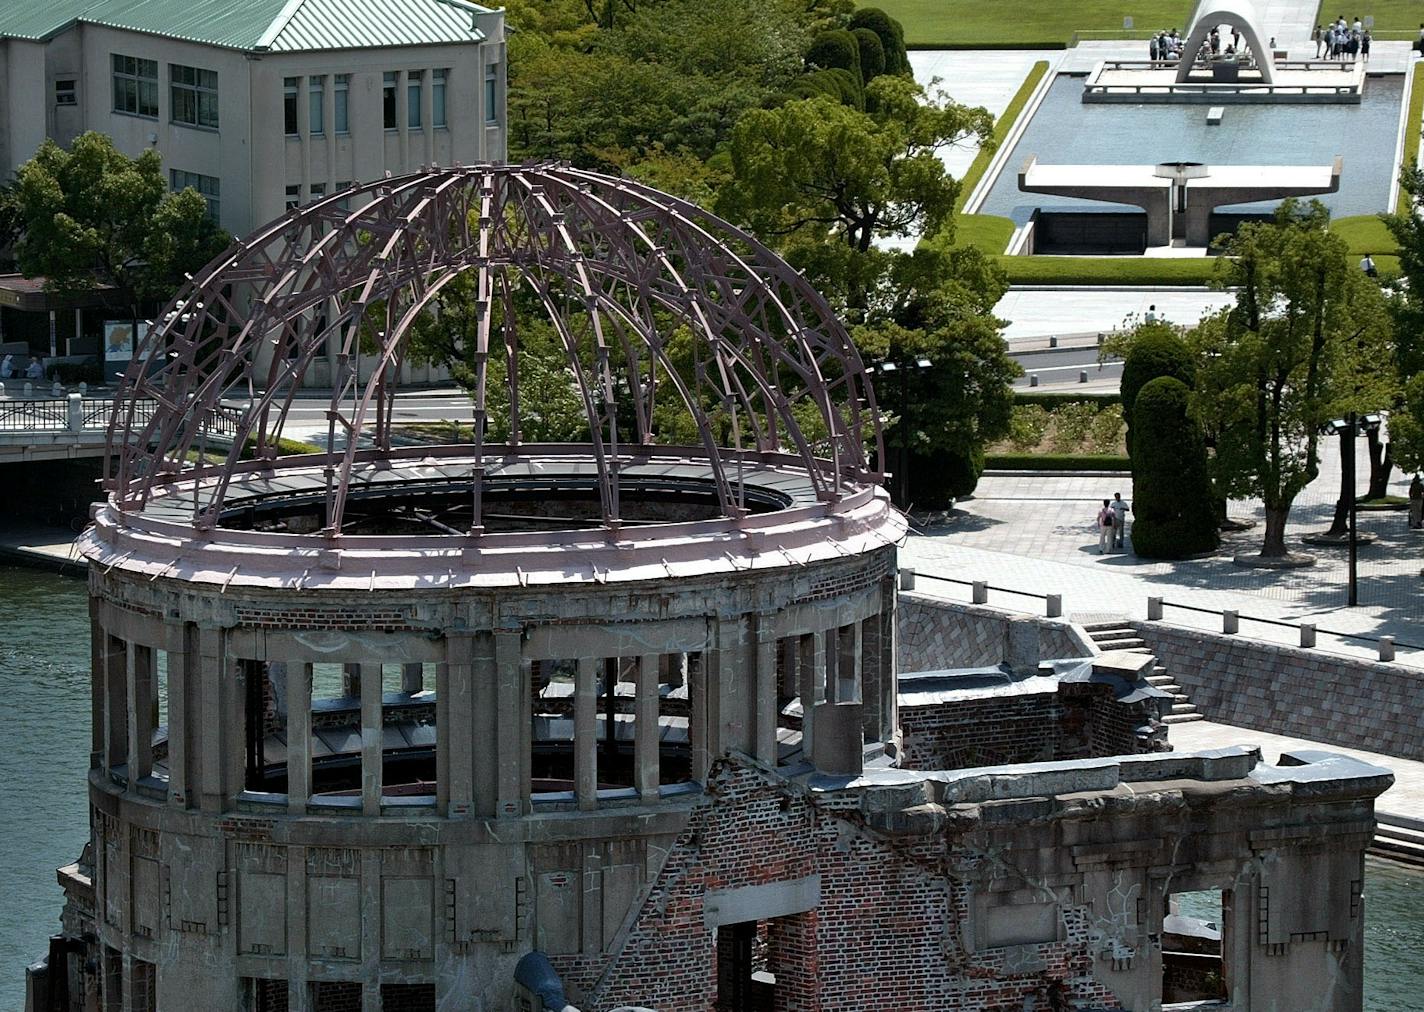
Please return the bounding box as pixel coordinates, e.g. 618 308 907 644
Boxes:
0 563 1420 1009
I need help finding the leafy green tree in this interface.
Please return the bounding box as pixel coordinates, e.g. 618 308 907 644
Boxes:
719 76 992 314
853 244 1020 503
12 132 228 330
806 29 862 79
1131 377 1219 558
1191 201 1395 558
1375 165 1424 492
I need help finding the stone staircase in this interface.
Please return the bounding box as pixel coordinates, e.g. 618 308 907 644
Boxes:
1081 620 1203 725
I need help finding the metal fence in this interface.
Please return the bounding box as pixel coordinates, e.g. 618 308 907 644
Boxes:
0 396 243 436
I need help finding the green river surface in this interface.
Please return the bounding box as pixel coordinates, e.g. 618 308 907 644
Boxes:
0 563 1420 1009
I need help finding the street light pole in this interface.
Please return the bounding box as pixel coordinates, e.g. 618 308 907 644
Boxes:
900 363 910 506
1346 410 1358 606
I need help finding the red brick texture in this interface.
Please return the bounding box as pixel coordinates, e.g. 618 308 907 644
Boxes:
560 759 1124 1012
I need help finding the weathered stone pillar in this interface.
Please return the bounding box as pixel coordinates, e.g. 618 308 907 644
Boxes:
576 656 599 810
286 662 312 812
635 653 660 803
360 662 383 815
103 633 128 774
689 650 709 782
165 621 189 806
493 628 523 817
755 617 778 765
401 662 423 694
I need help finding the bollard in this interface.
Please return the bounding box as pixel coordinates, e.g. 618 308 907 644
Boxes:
78 381 87 395
1078 370 1088 383
23 382 32 396
1049 335 1058 348
1222 610 1239 634
1029 374 1039 387
51 380 61 397
66 392 83 433
1299 623 1316 648
972 581 988 604
1379 636 1396 662
1147 596 1163 621
899 568 916 591
0 381 6 399
1046 593 1062 618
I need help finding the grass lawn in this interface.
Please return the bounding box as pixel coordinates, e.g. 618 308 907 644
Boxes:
873 0 1197 48
951 214 1016 252
1312 0 1424 38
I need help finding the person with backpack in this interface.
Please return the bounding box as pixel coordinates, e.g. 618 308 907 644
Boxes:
1097 500 1115 554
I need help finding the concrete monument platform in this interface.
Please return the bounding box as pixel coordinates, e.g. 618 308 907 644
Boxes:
1019 154 1341 246
1084 59 1367 104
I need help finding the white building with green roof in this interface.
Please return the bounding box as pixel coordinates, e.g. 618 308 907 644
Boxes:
0 0 507 237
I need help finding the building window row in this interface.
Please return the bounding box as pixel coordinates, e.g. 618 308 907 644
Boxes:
485 63 498 125
171 169 221 222
112 54 218 128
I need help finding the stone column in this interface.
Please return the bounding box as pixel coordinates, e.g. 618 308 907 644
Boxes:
401 662 423 694
634 653 660 803
755 617 777 765
126 642 154 783
576 656 599 810
360 662 383 815
688 650 709 783
165 622 189 806
89 608 105 770
493 628 523 817
286 662 312 812
440 637 475 817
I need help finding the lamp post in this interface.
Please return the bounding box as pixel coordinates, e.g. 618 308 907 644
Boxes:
877 357 933 507
1324 412 1383 606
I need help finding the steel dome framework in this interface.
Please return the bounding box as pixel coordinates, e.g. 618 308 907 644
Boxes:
105 162 885 536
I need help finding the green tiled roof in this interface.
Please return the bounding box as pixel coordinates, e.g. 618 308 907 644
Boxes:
0 0 494 50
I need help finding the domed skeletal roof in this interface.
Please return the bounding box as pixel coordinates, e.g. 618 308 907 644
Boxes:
106 162 884 536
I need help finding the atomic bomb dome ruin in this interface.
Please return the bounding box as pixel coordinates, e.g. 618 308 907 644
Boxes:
32 164 1393 1012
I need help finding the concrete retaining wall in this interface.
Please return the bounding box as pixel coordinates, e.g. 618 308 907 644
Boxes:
898 594 1097 672
1132 621 1424 760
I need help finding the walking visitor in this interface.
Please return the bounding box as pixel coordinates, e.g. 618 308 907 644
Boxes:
1410 475 1423 530
1111 492 1131 549
1097 500 1115 554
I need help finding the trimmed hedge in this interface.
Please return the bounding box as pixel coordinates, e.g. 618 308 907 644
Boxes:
956 60 1050 213
909 446 985 504
1129 376 1218 558
1013 391 1121 407
985 453 1131 471
1121 329 1195 455
997 256 1220 286
848 8 909 75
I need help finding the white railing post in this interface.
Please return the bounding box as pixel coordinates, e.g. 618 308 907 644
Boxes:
1046 594 1062 618
1222 610 1239 634
898 568 916 591
1299 623 1316 648
67 393 83 433
1147 596 1163 620
1379 636 1396 662
971 581 988 604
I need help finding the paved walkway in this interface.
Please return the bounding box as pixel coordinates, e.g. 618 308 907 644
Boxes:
903 453 1424 667
1171 719 1423 824
995 286 1234 342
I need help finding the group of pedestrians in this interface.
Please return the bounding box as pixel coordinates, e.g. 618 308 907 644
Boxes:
1149 30 1185 61
0 354 46 381
1314 17 1372 60
1095 493 1131 554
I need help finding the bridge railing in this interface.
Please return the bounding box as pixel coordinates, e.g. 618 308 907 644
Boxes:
0 395 245 437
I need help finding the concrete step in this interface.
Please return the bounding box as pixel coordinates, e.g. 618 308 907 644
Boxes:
1171 703 1198 714
1170 692 1190 703
1080 621 1134 633
1094 637 1148 651
1163 712 1204 724
1146 674 1177 686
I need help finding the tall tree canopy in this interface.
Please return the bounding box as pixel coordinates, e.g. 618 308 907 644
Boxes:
1190 201 1394 558
12 132 229 323
717 77 991 313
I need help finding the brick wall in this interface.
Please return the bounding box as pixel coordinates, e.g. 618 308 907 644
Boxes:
898 594 1095 673
569 759 1126 1012
1132 622 1424 760
899 682 1156 772
310 981 362 1012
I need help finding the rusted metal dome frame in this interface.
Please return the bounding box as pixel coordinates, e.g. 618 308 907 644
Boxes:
105 163 884 537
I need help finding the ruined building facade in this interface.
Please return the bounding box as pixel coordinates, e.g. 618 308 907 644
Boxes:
26 164 1390 1012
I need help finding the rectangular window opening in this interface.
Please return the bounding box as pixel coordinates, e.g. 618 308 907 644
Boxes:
308 663 359 799
285 184 302 211
407 69 424 129
334 74 350 133
484 63 498 124
381 663 434 798
247 977 290 1012
531 659 576 796
775 637 802 766
379 983 435 1010
1163 889 1230 1007
112 54 158 118
55 79 77 106
131 959 156 1012
432 68 447 127
310 982 361 1012
283 77 299 135
716 920 776 1011
657 653 691 787
102 947 123 1012
170 63 219 129
309 76 324 135
383 71 397 129
242 660 282 793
